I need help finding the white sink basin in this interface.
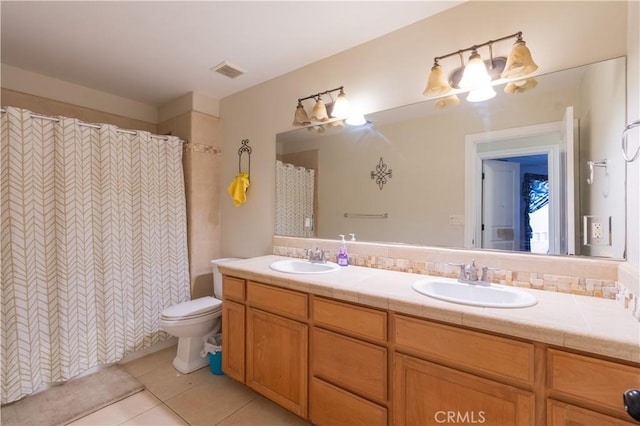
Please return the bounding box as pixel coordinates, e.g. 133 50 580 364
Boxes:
270 259 341 274
412 278 538 308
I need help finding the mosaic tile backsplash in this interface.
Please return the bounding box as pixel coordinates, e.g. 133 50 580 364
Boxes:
273 236 639 321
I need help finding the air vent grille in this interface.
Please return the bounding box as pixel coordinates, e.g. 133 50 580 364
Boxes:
211 61 244 79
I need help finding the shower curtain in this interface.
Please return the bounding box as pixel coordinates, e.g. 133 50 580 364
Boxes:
1 107 190 404
275 160 315 238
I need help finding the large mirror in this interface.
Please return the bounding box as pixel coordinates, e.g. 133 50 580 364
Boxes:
276 57 626 259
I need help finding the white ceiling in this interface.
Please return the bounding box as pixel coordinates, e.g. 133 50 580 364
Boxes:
1 1 461 106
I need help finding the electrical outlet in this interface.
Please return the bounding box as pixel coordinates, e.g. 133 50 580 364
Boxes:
592 222 603 239
583 215 612 246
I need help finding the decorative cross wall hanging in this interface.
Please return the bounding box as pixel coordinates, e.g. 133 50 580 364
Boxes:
370 157 392 190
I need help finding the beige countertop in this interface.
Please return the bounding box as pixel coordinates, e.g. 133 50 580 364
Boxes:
218 255 640 364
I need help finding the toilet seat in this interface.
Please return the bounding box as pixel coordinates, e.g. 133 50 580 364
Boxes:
160 296 222 321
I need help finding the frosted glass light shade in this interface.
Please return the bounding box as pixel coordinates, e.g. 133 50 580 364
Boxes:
466 85 496 102
459 52 491 90
292 103 311 126
501 40 538 79
330 91 351 118
504 78 538 94
423 64 452 97
311 99 329 122
434 94 460 109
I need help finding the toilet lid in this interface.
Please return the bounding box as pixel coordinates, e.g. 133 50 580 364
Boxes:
161 296 222 319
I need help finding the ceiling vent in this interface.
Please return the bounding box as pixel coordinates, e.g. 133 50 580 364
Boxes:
211 61 245 79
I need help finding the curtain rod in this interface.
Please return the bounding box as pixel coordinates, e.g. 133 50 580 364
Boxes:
0 107 175 141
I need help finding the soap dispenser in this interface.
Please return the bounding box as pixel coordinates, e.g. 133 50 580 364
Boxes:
337 235 349 266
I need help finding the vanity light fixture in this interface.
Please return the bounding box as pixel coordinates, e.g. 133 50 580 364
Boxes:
423 31 538 107
293 86 362 128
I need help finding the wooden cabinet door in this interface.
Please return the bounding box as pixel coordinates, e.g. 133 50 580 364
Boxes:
246 307 308 417
548 399 637 425
222 299 245 382
393 353 535 426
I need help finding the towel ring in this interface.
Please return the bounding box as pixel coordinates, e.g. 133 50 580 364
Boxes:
238 139 251 175
622 120 640 162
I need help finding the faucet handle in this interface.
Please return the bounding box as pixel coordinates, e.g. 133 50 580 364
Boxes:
480 266 500 283
448 263 467 280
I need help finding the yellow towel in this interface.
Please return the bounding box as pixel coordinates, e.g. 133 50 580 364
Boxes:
227 173 250 207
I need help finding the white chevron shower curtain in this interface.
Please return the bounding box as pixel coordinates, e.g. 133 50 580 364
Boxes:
275 160 315 238
1 107 190 404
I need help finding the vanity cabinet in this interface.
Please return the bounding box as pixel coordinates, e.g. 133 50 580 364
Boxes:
245 281 309 417
221 273 640 426
546 349 640 424
392 313 536 425
309 297 388 426
222 278 309 417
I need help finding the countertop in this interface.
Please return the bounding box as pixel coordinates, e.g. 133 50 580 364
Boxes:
218 255 640 363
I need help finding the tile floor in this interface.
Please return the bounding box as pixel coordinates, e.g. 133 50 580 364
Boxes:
68 346 310 426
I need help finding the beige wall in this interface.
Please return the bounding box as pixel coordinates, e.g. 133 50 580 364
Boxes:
1 88 157 132
220 1 632 262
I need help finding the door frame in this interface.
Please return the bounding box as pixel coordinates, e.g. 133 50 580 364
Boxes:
464 121 564 253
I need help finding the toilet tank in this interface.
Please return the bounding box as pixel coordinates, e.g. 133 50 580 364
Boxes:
211 258 243 298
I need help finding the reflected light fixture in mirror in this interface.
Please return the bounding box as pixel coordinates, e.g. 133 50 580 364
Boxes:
293 85 366 129
423 31 538 107
293 86 349 125
504 77 538 94
311 97 329 121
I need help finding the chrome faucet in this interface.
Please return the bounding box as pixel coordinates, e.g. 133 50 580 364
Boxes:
306 247 328 263
449 261 496 286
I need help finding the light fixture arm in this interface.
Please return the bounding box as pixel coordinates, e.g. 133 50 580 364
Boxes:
297 86 344 103
431 31 523 64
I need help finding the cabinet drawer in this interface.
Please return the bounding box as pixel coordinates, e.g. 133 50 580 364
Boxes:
311 328 387 402
310 377 387 426
222 276 245 301
547 349 640 415
393 314 534 385
246 281 307 320
547 399 637 425
312 296 387 342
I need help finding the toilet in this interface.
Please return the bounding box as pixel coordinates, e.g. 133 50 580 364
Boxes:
160 257 242 374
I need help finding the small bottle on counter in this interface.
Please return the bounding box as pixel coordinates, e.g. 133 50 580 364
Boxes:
337 234 349 267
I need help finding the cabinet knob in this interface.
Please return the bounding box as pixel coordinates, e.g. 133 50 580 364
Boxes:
623 389 640 422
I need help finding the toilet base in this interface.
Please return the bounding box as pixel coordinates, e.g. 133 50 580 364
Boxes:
171 325 220 374
172 352 209 374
